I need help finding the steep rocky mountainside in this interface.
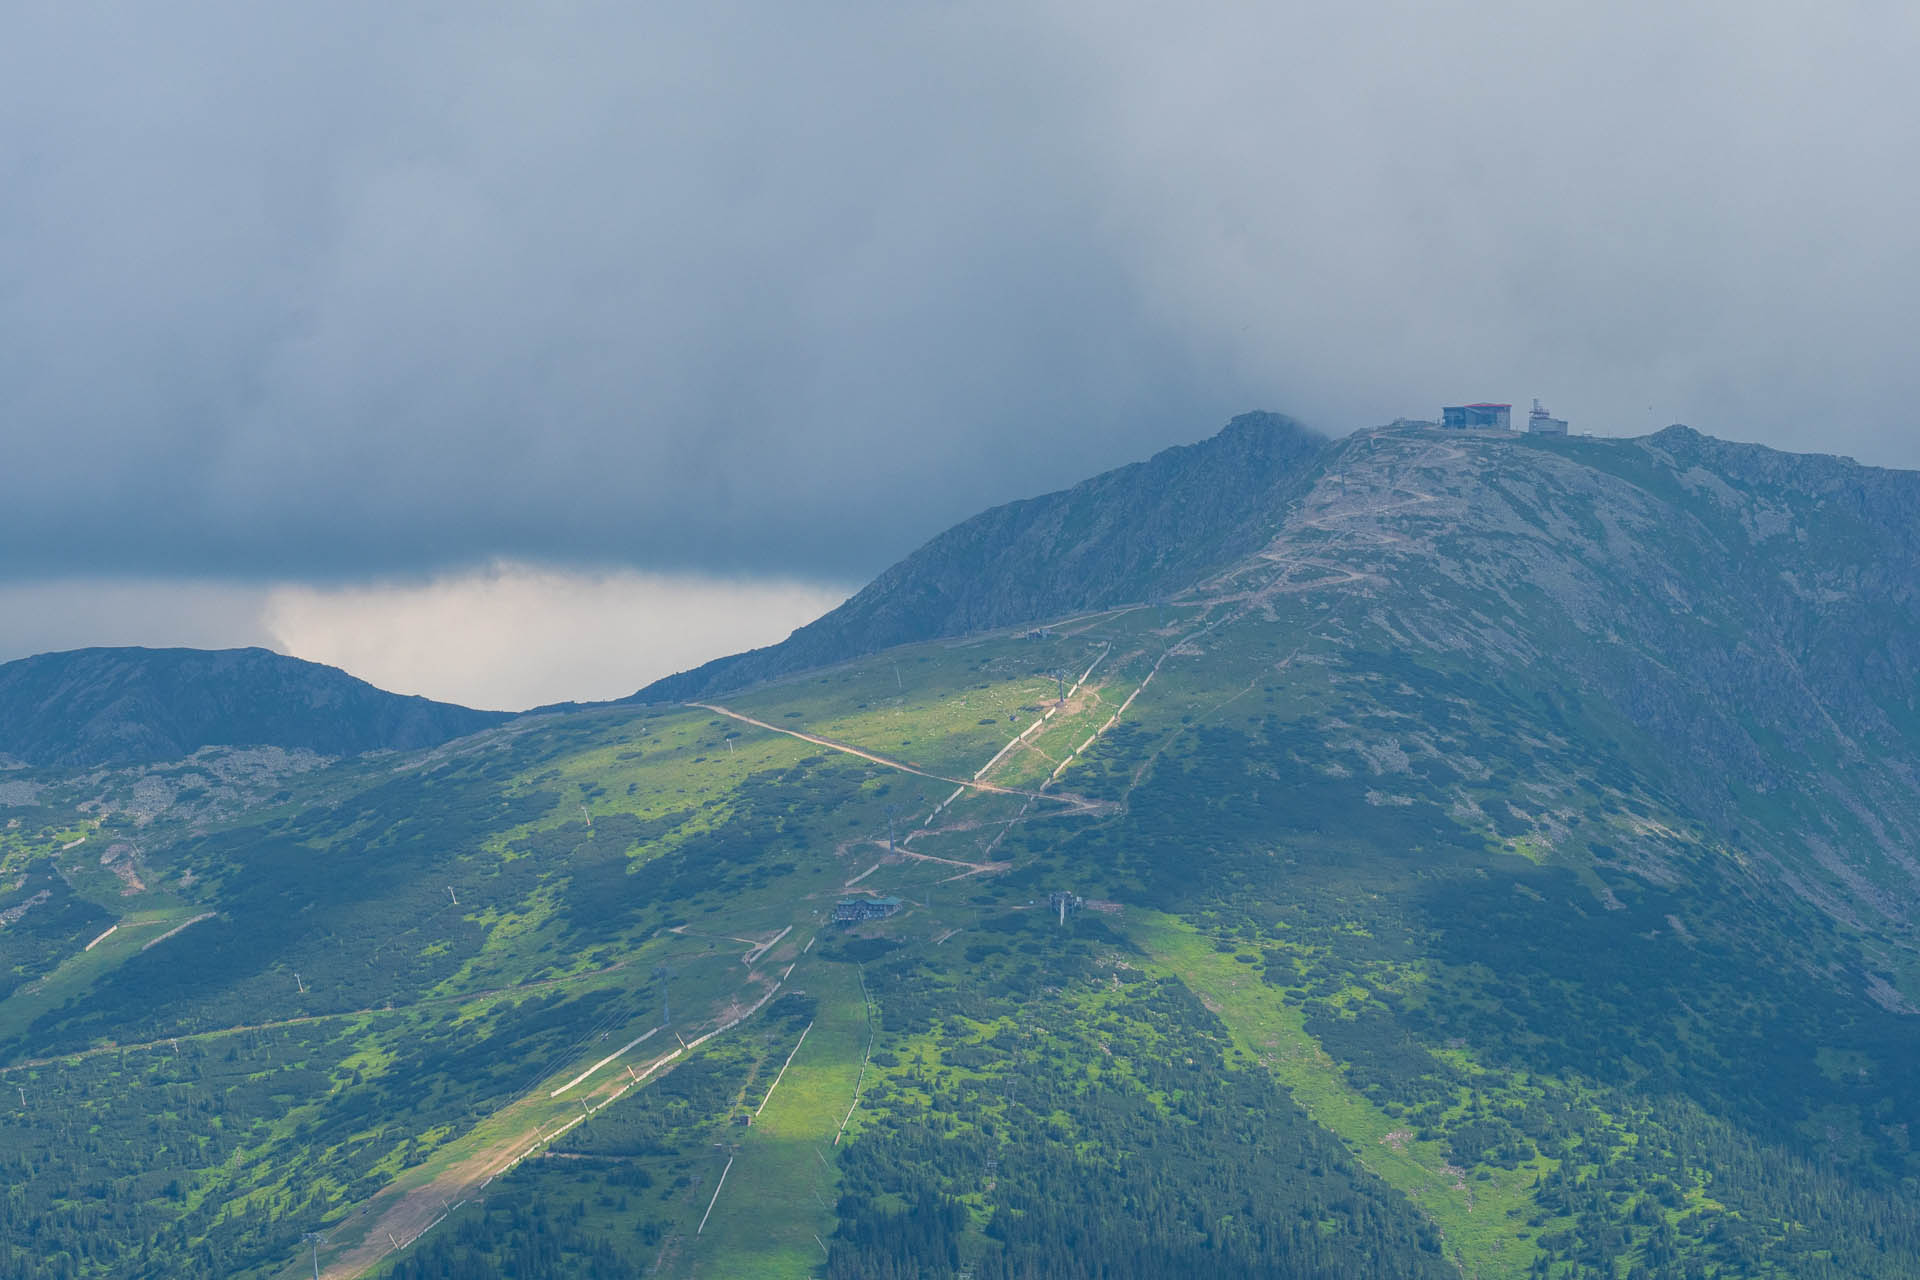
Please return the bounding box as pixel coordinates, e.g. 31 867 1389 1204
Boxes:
0 647 508 767
634 411 1327 701
1259 425 1920 941
644 413 1920 943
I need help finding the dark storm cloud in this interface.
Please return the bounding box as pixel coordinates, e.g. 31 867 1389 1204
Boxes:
4 2 1918 585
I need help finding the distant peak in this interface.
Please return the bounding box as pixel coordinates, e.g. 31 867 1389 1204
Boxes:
0 645 509 766
630 408 1330 702
1204 411 1325 461
1218 410 1316 439
1641 423 1863 472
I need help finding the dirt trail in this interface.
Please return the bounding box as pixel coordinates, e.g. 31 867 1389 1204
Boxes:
313 967 799 1279
688 703 1113 817
1076 456 1447 803
893 847 1000 872
139 911 214 952
0 959 636 1073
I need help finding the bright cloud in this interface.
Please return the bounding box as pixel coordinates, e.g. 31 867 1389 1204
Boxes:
0 567 848 712
260 563 849 710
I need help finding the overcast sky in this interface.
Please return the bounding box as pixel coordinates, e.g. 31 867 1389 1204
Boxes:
4 2 1917 706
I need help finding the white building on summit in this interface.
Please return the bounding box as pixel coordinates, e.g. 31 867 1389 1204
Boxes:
1527 399 1569 435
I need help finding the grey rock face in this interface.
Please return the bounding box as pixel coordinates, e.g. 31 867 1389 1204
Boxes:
1246 425 1920 932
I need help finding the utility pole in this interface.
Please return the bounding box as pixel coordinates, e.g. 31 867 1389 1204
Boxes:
447 885 458 907
294 972 305 995
302 1232 326 1279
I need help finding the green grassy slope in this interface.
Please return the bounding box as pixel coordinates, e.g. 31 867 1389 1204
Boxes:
687 958 866 1278
1128 912 1548 1279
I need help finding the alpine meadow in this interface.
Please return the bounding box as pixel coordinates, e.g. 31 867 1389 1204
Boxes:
4 416 1920 1278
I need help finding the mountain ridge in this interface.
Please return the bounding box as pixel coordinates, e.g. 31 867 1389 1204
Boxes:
632 415 1911 712
0 645 509 768
630 410 1328 702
